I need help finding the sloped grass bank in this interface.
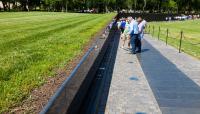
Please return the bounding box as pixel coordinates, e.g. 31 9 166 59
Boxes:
0 12 115 112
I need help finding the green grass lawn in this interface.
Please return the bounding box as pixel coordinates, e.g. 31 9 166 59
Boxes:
0 12 115 112
148 20 200 59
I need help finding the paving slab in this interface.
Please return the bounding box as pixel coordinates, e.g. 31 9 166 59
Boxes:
137 35 200 114
101 33 161 114
97 33 200 114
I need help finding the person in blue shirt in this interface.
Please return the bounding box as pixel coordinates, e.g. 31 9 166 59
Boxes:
128 17 140 54
120 19 126 34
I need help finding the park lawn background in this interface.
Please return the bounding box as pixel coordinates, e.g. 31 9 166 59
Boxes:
0 12 115 112
148 20 200 59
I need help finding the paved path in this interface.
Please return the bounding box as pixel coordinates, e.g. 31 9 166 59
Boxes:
103 34 161 114
99 33 200 114
141 35 200 114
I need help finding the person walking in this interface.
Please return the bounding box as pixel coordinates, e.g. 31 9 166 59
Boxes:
128 17 139 54
121 18 130 48
138 17 147 51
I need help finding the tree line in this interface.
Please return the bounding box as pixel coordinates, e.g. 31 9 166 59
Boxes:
0 0 200 13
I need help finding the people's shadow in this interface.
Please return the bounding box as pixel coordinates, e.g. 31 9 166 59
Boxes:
141 49 150 53
124 48 150 55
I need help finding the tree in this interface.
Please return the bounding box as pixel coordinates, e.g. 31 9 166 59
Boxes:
65 0 67 12
1 0 200 13
143 0 146 11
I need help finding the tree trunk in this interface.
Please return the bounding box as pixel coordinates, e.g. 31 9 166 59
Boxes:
188 2 192 14
8 0 11 11
134 0 137 12
158 0 162 13
177 5 179 14
35 5 37 11
2 2 7 11
143 0 146 12
26 0 29 11
105 3 108 13
65 0 67 12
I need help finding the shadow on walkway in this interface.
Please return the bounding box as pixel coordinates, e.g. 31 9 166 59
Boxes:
137 40 200 114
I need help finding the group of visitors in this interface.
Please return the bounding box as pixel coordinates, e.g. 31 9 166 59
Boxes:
166 14 200 21
117 16 147 54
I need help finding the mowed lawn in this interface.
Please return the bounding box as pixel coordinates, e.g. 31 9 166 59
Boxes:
0 12 115 112
148 20 200 59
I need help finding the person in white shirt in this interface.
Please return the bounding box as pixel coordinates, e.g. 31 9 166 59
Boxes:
138 18 147 40
137 17 147 52
128 17 139 54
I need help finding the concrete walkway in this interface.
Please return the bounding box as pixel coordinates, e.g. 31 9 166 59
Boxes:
100 34 200 114
103 34 161 114
141 35 200 114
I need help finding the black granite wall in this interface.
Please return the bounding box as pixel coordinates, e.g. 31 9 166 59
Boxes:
117 13 187 22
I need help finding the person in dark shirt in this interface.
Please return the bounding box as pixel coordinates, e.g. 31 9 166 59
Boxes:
120 19 126 34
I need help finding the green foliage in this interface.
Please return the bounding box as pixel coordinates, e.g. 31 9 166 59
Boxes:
0 12 116 113
162 0 177 11
169 0 177 9
0 0 200 12
126 0 134 9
